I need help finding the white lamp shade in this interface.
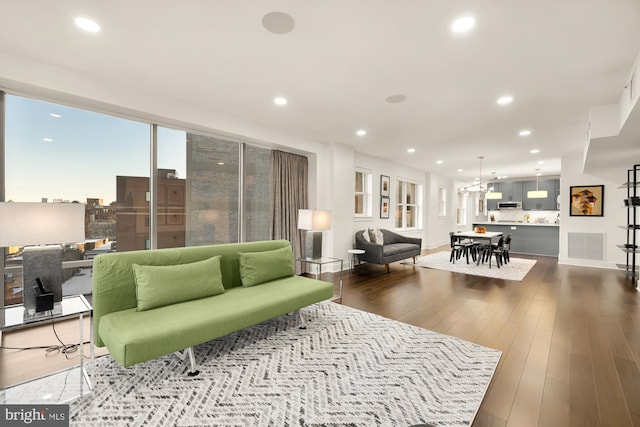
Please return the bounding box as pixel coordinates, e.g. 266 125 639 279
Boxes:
485 192 503 200
0 202 86 247
297 209 332 231
527 190 548 199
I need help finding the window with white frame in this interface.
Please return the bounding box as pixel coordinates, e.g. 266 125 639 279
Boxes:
457 192 468 225
395 179 422 229
438 187 447 217
354 169 373 217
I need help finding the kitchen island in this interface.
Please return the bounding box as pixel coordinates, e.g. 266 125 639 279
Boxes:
472 222 559 256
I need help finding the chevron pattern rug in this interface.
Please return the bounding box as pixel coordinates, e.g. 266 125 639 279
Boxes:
71 302 501 426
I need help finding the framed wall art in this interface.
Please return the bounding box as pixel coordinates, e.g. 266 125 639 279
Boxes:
380 175 390 197
380 197 390 219
569 185 604 216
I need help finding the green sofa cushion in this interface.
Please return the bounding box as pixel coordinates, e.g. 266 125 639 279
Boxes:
99 276 334 367
238 246 295 287
133 255 225 311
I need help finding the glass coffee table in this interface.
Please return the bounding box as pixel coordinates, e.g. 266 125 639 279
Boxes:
0 295 94 404
296 256 343 302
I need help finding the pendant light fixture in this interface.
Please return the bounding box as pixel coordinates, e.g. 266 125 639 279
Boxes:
527 169 548 198
461 156 502 199
486 172 503 200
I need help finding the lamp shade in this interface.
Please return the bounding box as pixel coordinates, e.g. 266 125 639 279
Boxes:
297 209 332 231
527 190 548 199
485 191 503 200
0 202 86 247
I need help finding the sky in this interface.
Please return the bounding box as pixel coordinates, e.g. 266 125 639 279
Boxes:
5 95 187 204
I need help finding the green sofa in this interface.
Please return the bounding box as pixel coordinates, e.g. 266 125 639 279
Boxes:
92 240 334 375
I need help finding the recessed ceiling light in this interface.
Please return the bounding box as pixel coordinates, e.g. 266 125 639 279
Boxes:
497 95 513 105
519 129 531 136
217 162 225 166
74 17 100 33
436 160 444 164
530 149 540 154
502 176 508 179
42 138 53 142
262 11 295 35
273 97 287 106
451 16 475 33
538 161 545 164
536 172 542 176
49 113 62 118
356 129 367 136
457 169 464 172
407 148 416 153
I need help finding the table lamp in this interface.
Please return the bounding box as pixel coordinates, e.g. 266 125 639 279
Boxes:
0 202 85 312
297 209 331 259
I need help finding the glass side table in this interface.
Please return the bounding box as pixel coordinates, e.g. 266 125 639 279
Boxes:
296 256 343 302
0 294 94 404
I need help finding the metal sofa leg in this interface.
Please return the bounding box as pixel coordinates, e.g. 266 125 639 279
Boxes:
175 347 200 377
296 309 307 329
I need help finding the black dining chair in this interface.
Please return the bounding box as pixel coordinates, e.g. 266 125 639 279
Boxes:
478 236 505 268
449 232 477 264
502 235 512 264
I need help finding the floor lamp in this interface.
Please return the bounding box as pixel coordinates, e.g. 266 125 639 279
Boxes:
297 209 332 259
0 202 85 313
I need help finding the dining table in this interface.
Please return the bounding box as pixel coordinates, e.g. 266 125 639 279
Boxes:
454 230 504 268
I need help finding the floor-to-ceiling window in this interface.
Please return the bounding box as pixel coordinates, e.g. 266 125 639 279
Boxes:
3 94 150 305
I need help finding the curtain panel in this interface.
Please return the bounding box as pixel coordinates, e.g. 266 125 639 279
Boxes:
270 150 308 270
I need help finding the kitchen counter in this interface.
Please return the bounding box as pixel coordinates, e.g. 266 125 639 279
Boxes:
474 221 559 227
472 222 559 256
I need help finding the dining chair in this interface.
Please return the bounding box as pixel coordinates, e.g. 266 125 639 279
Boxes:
449 232 477 264
502 234 512 263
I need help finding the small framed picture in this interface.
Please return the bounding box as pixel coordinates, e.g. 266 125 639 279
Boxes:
380 175 390 197
569 185 604 216
380 197 390 219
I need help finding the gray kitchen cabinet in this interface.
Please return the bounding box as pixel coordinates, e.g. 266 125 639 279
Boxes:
523 179 559 210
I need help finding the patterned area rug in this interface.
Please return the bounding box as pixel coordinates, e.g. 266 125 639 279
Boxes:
71 302 501 426
404 251 537 281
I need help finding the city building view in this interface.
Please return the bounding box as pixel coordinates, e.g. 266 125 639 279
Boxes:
2 95 271 306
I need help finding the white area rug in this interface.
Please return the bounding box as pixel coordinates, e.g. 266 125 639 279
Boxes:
405 251 537 281
70 302 501 426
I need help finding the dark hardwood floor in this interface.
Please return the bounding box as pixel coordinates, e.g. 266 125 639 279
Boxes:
335 246 640 427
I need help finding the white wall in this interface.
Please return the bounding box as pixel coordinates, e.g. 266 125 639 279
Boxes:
352 152 458 250
559 151 626 268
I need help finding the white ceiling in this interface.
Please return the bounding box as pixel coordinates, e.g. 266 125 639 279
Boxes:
1 1 639 182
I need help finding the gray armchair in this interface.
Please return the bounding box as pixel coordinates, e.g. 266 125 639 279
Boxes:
355 229 422 272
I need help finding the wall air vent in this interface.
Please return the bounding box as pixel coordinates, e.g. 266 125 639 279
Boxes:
568 232 605 261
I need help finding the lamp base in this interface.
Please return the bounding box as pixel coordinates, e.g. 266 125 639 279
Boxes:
304 231 323 259
23 245 63 311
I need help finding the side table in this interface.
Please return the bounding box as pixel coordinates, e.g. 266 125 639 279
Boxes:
296 256 343 302
0 294 94 404
347 249 365 274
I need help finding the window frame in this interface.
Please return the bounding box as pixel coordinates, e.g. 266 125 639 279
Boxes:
354 168 373 218
395 178 423 230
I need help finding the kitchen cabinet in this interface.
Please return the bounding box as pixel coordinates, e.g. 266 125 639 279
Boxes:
487 181 523 210
472 222 559 256
523 179 559 210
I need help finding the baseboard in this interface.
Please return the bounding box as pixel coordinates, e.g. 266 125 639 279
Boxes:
557 258 619 269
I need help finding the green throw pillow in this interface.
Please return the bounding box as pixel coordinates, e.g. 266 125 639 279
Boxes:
238 246 295 287
133 255 225 311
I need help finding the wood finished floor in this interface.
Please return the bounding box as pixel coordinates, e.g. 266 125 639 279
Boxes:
2 247 639 426
338 247 640 427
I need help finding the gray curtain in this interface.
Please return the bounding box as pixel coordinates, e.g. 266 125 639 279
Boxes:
270 150 308 269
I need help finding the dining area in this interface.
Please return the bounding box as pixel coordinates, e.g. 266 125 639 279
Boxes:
450 228 511 269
